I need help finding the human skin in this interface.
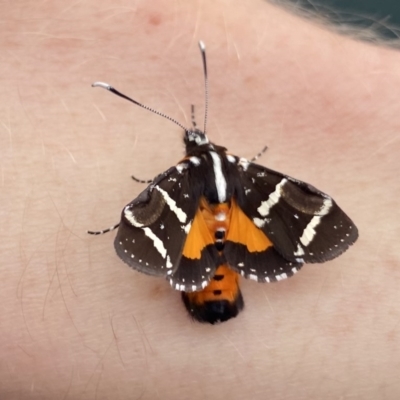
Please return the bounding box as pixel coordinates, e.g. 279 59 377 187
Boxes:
2 0 400 399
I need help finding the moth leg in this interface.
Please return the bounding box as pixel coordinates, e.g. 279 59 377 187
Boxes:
250 145 268 162
131 175 152 184
87 223 120 235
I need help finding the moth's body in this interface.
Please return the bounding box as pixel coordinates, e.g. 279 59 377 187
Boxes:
179 134 259 322
181 193 243 323
90 41 358 324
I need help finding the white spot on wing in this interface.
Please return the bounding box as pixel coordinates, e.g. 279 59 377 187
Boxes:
143 227 167 258
257 178 287 217
299 198 332 247
276 273 288 281
239 158 250 171
249 274 258 281
294 243 305 256
319 198 333 216
176 163 187 174
184 222 192 234
124 207 144 227
155 186 187 223
253 217 266 228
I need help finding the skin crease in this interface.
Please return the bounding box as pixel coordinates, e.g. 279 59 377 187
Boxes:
1 0 400 399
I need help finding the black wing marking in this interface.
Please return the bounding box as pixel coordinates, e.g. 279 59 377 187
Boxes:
235 159 358 264
114 158 219 291
223 197 303 283
114 162 197 278
224 242 303 282
169 248 220 292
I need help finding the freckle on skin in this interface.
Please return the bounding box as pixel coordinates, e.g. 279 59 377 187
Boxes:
148 13 162 27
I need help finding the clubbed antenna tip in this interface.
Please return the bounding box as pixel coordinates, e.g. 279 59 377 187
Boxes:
198 40 208 135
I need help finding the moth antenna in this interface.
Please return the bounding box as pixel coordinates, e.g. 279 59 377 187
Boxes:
92 82 189 133
198 41 208 135
191 104 197 128
87 223 120 235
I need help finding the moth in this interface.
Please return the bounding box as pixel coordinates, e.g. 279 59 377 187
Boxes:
89 41 358 324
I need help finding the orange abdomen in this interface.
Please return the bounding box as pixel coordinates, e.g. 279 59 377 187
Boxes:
181 198 244 324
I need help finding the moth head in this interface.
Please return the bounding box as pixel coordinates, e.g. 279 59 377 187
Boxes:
185 129 209 147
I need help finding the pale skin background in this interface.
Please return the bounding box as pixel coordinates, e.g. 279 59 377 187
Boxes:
2 0 400 399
